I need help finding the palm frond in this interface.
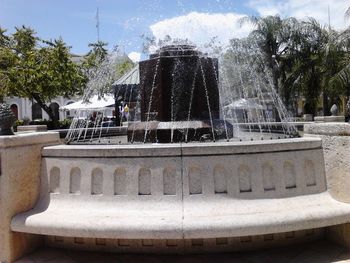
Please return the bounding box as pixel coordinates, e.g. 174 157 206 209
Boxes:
345 7 350 20
238 15 258 28
330 63 350 88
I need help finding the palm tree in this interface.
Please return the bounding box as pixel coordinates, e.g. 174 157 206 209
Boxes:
281 17 347 116
241 16 283 93
329 7 350 104
85 40 109 68
241 15 301 111
241 12 350 116
345 7 350 20
303 18 335 115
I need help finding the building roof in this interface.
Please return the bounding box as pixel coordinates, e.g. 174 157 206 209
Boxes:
113 64 140 85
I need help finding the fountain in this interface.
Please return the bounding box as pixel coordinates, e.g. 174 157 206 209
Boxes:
66 43 298 144
3 43 350 262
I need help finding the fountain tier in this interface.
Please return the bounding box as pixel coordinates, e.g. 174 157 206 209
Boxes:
129 45 230 143
140 45 219 122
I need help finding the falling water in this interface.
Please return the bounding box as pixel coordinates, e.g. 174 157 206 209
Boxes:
211 59 229 141
65 48 124 143
199 59 216 141
185 59 199 142
131 93 142 143
143 55 161 143
65 40 298 145
170 58 182 143
217 39 297 140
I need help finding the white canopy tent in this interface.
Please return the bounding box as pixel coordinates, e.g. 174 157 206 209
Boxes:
224 98 265 110
60 64 140 112
60 95 115 111
113 64 139 86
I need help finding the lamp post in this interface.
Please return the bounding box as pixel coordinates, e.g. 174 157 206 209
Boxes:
114 86 122 127
115 99 123 127
114 86 120 126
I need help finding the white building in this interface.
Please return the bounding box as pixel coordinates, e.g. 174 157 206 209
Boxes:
4 96 78 121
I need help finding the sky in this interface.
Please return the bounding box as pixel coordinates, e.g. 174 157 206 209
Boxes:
0 0 349 62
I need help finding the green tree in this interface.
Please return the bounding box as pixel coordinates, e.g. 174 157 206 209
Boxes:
83 40 108 70
241 16 300 104
346 7 350 20
116 59 134 77
82 41 136 99
283 18 325 115
330 35 350 99
320 28 346 113
1 26 86 122
328 7 350 101
285 18 346 115
0 27 13 102
240 12 350 116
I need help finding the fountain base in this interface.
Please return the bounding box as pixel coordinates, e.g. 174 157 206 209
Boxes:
127 120 233 143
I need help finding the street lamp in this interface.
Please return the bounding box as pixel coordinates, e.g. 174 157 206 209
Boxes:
114 94 123 127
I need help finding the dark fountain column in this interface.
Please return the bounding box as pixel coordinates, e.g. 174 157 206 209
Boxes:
129 45 222 143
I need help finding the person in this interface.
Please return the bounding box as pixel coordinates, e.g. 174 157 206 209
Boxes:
123 104 129 121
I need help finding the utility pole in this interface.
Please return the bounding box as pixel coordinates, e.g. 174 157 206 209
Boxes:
96 7 100 42
328 5 331 30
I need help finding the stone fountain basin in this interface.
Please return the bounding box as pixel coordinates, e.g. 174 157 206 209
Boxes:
11 138 350 240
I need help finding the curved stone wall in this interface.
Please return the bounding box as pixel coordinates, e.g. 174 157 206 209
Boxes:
41 138 326 201
11 137 350 253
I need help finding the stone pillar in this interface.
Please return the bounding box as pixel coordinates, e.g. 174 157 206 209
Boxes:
304 123 350 202
0 132 60 262
304 123 350 247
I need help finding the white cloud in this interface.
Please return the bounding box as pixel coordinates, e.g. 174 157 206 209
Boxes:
248 0 349 30
148 1 349 53
149 12 254 49
128 51 141 63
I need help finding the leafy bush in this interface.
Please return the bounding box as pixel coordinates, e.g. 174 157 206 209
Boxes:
14 118 73 130
13 119 24 132
58 119 72 129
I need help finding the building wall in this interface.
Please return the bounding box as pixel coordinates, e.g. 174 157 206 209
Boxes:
298 96 348 117
4 96 78 121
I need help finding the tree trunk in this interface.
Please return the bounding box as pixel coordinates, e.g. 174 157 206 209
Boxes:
31 94 55 121
323 91 329 116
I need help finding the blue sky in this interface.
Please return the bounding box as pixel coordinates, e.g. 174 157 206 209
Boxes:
0 0 349 61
